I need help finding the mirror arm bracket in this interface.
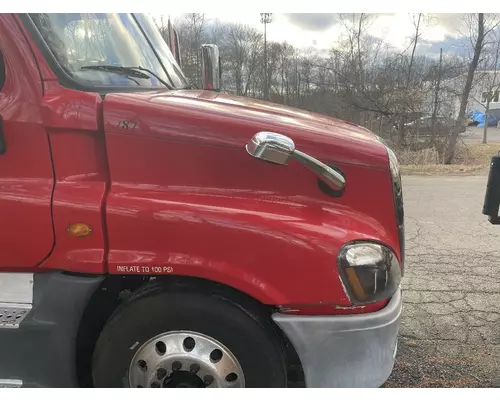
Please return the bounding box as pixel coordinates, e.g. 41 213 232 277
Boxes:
291 150 345 190
246 131 346 191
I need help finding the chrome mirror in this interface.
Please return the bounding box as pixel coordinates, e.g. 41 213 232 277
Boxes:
246 132 346 190
201 44 221 91
167 19 182 68
245 131 295 165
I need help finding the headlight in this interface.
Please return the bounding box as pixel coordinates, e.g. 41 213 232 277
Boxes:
338 242 401 304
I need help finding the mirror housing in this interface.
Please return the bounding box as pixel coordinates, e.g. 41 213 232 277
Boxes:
246 131 295 165
168 19 182 67
201 44 221 91
246 132 346 190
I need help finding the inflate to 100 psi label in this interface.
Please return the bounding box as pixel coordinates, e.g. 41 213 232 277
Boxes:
116 265 174 274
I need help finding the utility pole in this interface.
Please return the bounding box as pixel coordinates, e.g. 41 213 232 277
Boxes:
431 48 443 146
260 13 272 100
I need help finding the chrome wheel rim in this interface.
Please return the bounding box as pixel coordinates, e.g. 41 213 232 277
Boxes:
128 331 245 388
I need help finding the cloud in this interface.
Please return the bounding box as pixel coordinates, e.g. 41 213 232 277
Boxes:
282 13 339 32
427 13 468 36
417 35 470 57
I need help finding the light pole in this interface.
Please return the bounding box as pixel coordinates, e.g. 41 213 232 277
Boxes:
260 13 272 101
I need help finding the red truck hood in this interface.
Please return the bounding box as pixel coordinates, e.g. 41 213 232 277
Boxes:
103 90 390 169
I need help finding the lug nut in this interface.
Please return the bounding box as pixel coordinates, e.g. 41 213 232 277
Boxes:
156 368 167 380
172 361 182 371
203 375 214 386
190 363 200 374
137 360 147 372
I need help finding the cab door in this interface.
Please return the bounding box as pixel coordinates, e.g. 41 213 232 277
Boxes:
0 14 55 268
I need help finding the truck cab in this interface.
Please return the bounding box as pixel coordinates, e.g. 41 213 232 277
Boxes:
0 13 403 388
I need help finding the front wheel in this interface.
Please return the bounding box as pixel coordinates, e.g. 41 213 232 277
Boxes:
92 285 288 388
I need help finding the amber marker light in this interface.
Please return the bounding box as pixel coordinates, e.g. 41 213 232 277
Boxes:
67 223 93 238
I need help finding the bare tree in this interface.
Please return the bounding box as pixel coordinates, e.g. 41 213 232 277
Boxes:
480 30 500 143
396 13 424 147
172 13 206 86
165 13 500 165
220 23 262 96
446 13 500 163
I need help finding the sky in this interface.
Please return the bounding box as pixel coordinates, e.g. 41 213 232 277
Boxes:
168 13 472 57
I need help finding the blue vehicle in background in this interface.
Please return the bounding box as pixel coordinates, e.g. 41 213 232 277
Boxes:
469 110 500 127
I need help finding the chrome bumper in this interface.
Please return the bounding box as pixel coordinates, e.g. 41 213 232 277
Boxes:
272 288 402 388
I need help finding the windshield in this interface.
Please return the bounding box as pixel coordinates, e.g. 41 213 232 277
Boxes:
29 13 188 90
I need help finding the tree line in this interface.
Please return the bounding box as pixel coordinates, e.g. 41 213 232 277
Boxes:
155 13 500 163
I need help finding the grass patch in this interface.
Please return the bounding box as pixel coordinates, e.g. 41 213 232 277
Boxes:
399 143 500 176
462 143 500 164
401 164 486 176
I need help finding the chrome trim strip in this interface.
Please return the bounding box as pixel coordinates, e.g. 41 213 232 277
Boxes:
0 379 23 388
0 273 33 304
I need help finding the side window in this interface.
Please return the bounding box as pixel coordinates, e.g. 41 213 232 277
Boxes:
0 51 5 91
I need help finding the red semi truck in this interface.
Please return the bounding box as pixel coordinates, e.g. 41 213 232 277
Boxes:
0 13 404 388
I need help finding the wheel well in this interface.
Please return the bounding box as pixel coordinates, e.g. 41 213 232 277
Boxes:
75 274 304 387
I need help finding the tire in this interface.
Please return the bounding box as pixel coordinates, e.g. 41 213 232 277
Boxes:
92 284 288 388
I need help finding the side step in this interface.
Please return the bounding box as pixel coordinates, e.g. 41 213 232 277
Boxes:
0 273 33 329
0 272 104 387
0 303 31 328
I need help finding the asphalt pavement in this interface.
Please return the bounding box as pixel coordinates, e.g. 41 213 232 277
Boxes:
462 126 500 143
384 174 500 387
